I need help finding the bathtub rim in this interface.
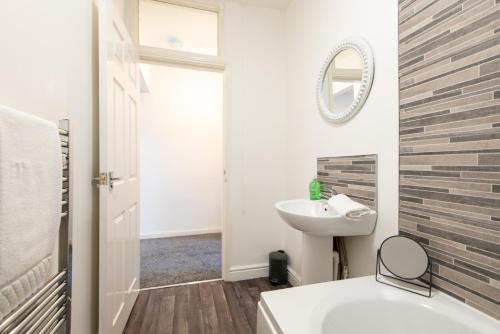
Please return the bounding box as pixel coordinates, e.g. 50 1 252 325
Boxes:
258 275 500 334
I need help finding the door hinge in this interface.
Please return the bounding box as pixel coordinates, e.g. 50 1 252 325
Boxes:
92 172 108 186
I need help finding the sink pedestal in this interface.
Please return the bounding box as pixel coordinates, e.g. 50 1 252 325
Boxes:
275 198 377 285
301 234 334 285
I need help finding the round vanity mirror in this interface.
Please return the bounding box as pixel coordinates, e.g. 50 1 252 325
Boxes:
379 236 429 279
317 38 374 123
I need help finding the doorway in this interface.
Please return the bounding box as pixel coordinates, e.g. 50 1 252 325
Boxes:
138 63 224 289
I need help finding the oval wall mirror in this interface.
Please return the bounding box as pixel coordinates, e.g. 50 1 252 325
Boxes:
317 38 374 123
379 235 430 280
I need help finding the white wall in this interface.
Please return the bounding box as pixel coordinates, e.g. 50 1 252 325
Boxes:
222 1 288 278
140 64 223 238
0 1 99 333
283 0 399 278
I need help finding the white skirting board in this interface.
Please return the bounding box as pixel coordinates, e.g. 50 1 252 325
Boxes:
140 227 221 239
227 263 269 281
227 263 302 285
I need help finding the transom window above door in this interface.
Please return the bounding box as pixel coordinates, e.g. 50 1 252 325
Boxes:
139 0 219 56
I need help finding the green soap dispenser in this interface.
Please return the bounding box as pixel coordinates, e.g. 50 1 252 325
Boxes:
309 177 321 200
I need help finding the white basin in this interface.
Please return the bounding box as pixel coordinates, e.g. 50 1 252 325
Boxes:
275 199 376 237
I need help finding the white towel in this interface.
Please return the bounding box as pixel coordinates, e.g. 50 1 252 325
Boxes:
328 194 370 220
0 105 62 319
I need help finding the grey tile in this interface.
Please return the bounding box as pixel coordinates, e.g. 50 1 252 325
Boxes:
400 177 491 192
461 171 500 180
399 55 426 70
400 170 461 177
423 197 500 218
400 0 438 25
463 77 500 95
400 154 478 165
401 188 500 209
450 130 500 143
417 225 500 254
400 89 462 109
432 257 490 283
400 104 500 128
451 34 500 62
400 195 424 204
399 230 430 245
400 211 431 221
454 259 500 281
400 0 418 12
399 3 463 45
432 278 466 302
402 89 493 115
467 246 500 261
400 127 425 135
401 185 450 193
400 109 451 122
434 71 500 95
401 203 500 232
400 10 500 63
432 165 500 172
399 1 500 318
401 148 500 156
324 165 372 171
401 55 500 92
433 1 464 20
317 155 377 210
429 239 500 269
433 272 500 305
480 57 500 76
478 153 500 165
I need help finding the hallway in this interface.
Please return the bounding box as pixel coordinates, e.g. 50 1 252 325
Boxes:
140 234 222 288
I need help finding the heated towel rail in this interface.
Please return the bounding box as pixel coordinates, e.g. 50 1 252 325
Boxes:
0 120 73 334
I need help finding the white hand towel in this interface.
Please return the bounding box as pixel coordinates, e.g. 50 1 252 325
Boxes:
0 105 62 319
328 194 370 220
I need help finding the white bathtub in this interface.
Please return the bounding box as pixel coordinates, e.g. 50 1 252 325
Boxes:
257 276 500 334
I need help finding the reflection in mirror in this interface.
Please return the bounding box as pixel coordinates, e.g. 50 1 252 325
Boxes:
379 236 429 279
322 48 363 116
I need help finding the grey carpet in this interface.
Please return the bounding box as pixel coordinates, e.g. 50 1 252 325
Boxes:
140 233 221 288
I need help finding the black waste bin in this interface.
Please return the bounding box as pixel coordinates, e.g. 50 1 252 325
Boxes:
269 250 288 285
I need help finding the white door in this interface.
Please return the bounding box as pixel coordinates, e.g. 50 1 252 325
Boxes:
98 1 140 333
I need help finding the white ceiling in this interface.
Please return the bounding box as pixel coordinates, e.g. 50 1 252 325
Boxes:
228 0 293 10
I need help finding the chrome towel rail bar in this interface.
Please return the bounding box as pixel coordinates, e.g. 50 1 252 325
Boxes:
0 119 72 334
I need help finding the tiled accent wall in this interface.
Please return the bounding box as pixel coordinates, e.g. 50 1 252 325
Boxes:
398 0 500 319
317 155 377 210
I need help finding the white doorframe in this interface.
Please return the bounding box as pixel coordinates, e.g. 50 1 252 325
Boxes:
130 0 230 283
221 64 230 281
138 58 230 281
128 0 225 57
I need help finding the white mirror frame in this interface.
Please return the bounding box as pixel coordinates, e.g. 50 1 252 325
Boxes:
316 37 374 123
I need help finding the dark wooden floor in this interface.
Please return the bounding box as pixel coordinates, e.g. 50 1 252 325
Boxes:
123 278 291 334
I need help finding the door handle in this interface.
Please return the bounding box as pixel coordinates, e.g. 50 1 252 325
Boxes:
92 173 108 187
109 171 122 190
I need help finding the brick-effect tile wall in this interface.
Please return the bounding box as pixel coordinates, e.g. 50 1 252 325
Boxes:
399 0 500 319
317 154 377 210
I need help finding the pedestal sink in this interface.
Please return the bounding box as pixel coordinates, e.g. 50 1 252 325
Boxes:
275 199 376 285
